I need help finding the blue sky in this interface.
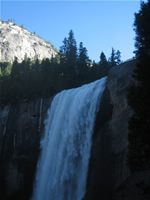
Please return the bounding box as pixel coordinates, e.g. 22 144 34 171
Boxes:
0 0 146 62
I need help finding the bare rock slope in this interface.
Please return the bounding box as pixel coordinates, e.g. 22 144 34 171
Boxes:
0 21 58 63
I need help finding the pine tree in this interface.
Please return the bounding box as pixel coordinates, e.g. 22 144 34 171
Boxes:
134 0 150 55
109 48 117 67
116 50 122 65
78 42 89 64
108 48 122 66
59 30 78 88
66 30 78 65
60 37 68 64
99 51 111 77
99 52 107 65
77 42 89 84
127 0 150 172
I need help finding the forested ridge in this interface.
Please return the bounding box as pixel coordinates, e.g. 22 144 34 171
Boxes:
0 29 121 106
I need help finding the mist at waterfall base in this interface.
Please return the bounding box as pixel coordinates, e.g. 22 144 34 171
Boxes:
32 77 107 200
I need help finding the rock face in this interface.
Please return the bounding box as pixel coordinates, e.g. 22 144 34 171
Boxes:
0 59 149 200
0 21 57 63
84 59 150 200
0 98 52 199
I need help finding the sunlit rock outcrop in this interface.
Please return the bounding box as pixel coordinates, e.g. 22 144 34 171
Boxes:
0 21 57 63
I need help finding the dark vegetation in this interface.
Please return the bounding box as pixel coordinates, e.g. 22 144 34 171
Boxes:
127 0 150 172
0 29 122 107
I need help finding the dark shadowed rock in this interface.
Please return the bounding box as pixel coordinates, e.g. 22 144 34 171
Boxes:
0 98 52 199
83 59 150 200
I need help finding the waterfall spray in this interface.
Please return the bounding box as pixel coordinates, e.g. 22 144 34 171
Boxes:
32 77 107 200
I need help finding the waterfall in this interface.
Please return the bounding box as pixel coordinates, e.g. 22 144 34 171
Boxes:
32 77 107 200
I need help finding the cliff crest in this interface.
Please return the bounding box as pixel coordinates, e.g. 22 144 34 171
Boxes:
0 21 57 63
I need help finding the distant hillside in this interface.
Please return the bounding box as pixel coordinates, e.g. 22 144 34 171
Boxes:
0 20 58 63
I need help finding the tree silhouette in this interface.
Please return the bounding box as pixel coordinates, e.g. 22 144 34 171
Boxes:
116 50 122 65
109 48 116 66
127 0 150 172
99 52 107 65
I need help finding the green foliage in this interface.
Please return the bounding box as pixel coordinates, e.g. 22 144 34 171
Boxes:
116 50 122 65
59 30 78 88
99 52 107 65
39 42 43 46
51 44 59 53
60 30 78 65
77 42 90 84
127 0 150 172
0 30 117 106
99 52 111 77
108 48 122 66
109 48 116 66
78 42 89 64
134 0 150 55
0 57 109 106
5 41 10 46
0 62 12 76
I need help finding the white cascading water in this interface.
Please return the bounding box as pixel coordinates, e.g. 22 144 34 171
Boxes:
32 77 107 200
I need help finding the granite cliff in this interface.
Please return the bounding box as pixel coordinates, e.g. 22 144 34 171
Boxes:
0 98 53 199
84 59 150 200
0 21 57 63
0 59 149 200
